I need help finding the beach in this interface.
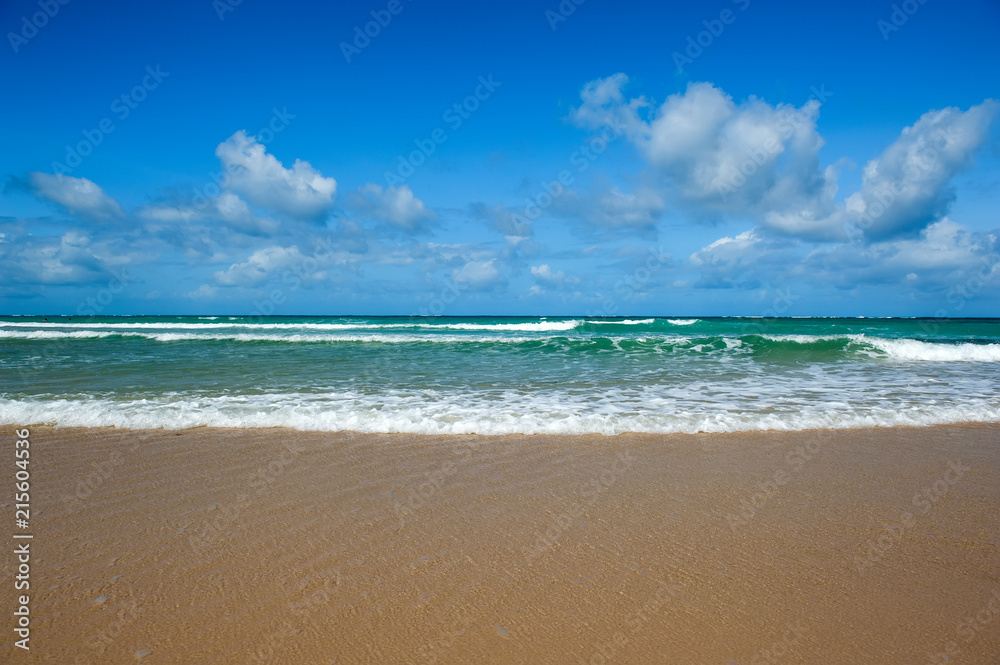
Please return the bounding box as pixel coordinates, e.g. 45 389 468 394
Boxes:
3 0 997 657
4 423 998 664
5 0 999 660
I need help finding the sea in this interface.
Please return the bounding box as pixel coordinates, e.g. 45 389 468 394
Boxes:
1 316 998 435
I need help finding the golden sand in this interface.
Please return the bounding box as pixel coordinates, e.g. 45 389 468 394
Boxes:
2 424 999 664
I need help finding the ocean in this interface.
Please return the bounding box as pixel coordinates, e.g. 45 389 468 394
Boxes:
1 316 998 435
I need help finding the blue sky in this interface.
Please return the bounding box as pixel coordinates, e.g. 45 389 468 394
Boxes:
1 0 998 316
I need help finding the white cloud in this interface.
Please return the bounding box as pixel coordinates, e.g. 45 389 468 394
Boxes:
805 218 999 288
531 263 579 285
689 229 771 289
571 76 998 243
589 187 665 228
571 78 838 238
685 218 999 294
29 173 125 223
348 184 434 229
691 229 761 264
845 100 998 240
571 73 649 139
135 205 200 223
215 131 336 220
471 202 533 238
188 284 218 299
213 245 314 287
550 185 665 231
452 258 502 289
530 264 561 281
213 192 280 235
137 192 278 235
0 231 114 285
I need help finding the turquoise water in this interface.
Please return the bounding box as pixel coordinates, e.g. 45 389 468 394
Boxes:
1 316 998 434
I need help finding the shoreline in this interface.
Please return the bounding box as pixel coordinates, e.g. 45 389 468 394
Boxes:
3 423 998 663
8 419 1000 438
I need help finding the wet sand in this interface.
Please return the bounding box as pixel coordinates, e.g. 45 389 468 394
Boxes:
2 424 999 664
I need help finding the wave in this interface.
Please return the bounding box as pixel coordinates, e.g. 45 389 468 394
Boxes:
2 393 997 435
0 330 542 344
588 319 656 325
0 330 124 340
760 334 849 343
667 319 699 325
3 328 999 362
863 337 1000 362
143 332 550 344
0 320 582 332
1 321 385 330
436 320 580 331
761 334 1000 362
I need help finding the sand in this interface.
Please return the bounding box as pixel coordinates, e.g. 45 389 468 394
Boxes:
2 423 999 664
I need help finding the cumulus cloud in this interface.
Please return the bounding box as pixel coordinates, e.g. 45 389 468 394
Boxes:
215 131 336 221
548 185 665 232
135 204 200 223
213 245 319 287
188 284 218 299
589 187 665 228
137 192 279 235
452 258 503 289
689 229 771 289
845 100 999 240
347 184 434 230
570 75 997 243
0 231 116 285
212 192 280 235
570 73 649 139
687 218 999 296
571 78 838 237
530 263 579 285
469 202 533 239
29 173 125 223
805 218 999 289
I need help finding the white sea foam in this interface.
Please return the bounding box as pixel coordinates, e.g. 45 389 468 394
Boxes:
667 319 699 325
759 334 852 343
0 330 124 340
0 321 416 331
758 333 1000 362
2 392 997 435
0 329 552 344
865 338 1000 362
0 320 582 332
588 319 655 325
436 320 581 331
144 332 549 344
710 333 991 364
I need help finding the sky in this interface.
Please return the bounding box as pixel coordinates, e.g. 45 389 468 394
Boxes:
1 0 998 317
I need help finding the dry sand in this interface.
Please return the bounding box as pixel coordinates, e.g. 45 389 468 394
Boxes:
2 423 999 664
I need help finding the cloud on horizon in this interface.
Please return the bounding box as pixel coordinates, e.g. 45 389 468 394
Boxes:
5 80 997 314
